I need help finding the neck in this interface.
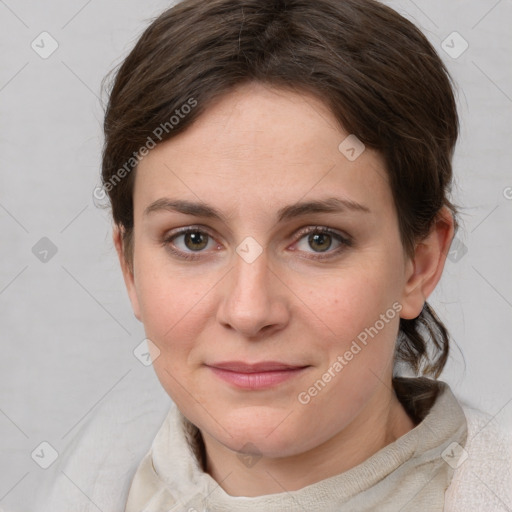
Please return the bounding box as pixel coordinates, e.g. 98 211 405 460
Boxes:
201 384 416 497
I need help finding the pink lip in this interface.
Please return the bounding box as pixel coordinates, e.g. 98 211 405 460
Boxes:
206 361 309 390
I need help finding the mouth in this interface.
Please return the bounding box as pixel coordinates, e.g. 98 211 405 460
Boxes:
205 361 310 390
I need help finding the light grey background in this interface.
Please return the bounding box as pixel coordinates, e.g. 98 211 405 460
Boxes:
1 0 511 509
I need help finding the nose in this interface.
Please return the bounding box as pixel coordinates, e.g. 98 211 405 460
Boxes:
216 247 290 339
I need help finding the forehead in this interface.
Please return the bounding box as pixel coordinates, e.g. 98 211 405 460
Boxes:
134 82 392 220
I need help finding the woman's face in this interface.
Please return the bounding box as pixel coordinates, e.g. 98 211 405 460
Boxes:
118 82 425 458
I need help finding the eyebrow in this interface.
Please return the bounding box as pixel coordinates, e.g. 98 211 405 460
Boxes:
143 196 371 223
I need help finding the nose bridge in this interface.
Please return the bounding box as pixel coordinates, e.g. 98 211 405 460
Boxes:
230 243 271 307
218 240 287 336
229 231 268 289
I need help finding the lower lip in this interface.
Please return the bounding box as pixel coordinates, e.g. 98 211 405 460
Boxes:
208 367 308 390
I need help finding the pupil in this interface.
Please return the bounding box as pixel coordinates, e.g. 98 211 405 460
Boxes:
185 232 207 251
309 233 331 252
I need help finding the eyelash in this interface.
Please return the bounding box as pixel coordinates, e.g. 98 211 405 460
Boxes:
161 225 353 261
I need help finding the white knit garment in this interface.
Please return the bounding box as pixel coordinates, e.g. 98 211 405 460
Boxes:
31 377 512 512
124 379 465 511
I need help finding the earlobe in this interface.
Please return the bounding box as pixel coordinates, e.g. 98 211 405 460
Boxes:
112 224 142 322
399 207 455 320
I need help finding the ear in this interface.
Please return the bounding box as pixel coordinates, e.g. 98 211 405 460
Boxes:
112 224 142 322
399 207 455 320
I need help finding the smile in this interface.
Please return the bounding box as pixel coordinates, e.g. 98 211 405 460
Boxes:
206 361 310 390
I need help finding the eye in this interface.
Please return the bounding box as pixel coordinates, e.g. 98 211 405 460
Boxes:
162 227 218 261
293 226 352 259
162 225 352 262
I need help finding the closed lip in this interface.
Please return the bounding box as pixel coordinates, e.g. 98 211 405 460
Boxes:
206 361 309 373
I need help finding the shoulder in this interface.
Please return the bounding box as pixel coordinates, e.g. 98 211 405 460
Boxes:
444 402 512 512
31 370 172 512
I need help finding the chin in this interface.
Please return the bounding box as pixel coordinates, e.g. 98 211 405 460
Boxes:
203 408 313 458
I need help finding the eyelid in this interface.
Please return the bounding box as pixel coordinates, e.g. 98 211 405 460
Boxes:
163 224 217 241
163 224 351 243
161 225 220 261
289 226 353 260
162 224 353 260
292 225 352 245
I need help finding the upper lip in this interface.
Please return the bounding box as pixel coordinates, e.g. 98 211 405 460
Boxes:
207 361 308 373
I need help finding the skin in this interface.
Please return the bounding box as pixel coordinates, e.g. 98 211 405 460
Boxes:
113 81 454 497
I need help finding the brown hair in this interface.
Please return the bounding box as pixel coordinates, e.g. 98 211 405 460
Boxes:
101 0 460 391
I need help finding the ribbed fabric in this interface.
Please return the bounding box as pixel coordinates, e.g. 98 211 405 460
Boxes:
124 378 468 512
30 375 512 512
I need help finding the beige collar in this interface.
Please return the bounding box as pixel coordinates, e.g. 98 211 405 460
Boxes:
125 377 468 512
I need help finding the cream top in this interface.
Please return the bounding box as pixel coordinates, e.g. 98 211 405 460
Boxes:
125 377 468 512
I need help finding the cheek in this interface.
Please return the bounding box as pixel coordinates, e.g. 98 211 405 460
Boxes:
133 258 218 392
290 272 402 449
137 275 206 353
296 255 403 346
290 255 403 412
134 240 211 337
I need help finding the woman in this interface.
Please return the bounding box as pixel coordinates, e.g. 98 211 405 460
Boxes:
35 0 512 510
